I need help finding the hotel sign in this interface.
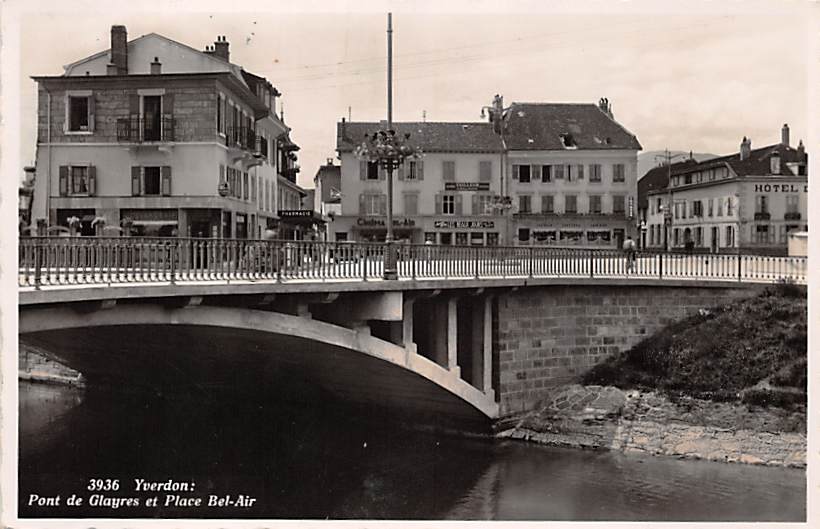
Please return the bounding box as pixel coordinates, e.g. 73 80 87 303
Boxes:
356 217 416 227
754 183 808 193
434 220 495 229
444 182 490 191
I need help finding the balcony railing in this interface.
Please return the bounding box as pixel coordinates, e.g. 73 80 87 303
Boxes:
116 117 176 142
754 211 771 221
226 126 258 152
784 211 801 221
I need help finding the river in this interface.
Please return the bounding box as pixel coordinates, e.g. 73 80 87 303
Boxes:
18 381 805 521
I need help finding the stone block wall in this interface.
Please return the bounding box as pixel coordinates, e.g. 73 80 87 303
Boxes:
495 284 759 415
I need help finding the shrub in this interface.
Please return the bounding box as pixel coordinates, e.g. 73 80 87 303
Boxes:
741 389 806 408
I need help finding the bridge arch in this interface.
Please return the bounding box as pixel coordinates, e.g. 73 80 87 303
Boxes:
20 304 499 423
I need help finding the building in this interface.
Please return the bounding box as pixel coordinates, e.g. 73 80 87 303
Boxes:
637 156 700 249
504 99 642 249
30 25 292 239
314 158 342 218
645 125 808 254
335 120 505 245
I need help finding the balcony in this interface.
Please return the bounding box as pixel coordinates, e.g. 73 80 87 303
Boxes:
225 126 260 152
784 211 801 221
754 211 771 221
116 116 175 142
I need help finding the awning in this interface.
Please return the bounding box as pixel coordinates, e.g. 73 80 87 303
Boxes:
131 220 179 226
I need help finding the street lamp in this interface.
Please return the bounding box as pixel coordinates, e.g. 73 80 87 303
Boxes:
481 95 514 245
355 130 422 279
654 150 688 252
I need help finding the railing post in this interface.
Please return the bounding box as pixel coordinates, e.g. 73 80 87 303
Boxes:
474 246 480 279
658 252 663 280
528 247 534 278
169 240 176 285
589 250 594 278
33 240 42 289
737 248 742 282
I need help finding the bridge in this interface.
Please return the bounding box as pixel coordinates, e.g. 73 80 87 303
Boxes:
18 237 806 425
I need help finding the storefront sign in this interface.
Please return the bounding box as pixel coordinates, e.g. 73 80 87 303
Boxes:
754 183 808 193
279 210 314 218
434 220 495 229
356 217 416 227
444 182 491 191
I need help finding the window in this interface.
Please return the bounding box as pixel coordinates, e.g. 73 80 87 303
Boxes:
553 165 565 180
217 94 223 134
708 198 714 217
786 194 799 214
725 226 734 247
361 193 385 216
566 165 575 182
656 198 663 214
589 164 602 183
479 161 492 182
755 195 768 214
717 198 723 217
518 195 531 214
367 162 379 180
518 228 530 242
755 225 772 244
404 194 418 216
68 95 90 132
69 166 89 195
405 161 418 180
684 174 692 185
727 197 734 216
612 195 625 214
692 201 703 217
565 195 577 213
476 194 493 215
443 194 456 215
515 164 531 183
613 164 625 183
443 160 456 181
695 227 703 246
541 165 552 182
144 167 161 196
541 195 554 214
589 195 602 214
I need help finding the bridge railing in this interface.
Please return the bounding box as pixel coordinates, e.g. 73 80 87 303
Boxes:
18 237 807 288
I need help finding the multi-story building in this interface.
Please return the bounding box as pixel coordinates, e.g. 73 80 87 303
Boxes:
335 120 505 245
30 25 292 239
638 156 700 249
645 125 808 254
505 100 642 249
332 98 641 247
314 158 342 218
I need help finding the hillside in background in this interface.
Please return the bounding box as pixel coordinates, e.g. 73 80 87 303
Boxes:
638 151 718 179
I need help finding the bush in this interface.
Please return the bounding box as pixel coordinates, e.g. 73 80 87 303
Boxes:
741 389 806 408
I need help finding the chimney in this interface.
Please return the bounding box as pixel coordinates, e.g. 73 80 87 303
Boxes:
110 25 128 75
781 123 790 146
150 57 162 75
797 139 805 154
739 136 751 161
213 36 230 62
770 150 781 175
326 158 334 166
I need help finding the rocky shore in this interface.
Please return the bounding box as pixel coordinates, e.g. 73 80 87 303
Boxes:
496 384 806 468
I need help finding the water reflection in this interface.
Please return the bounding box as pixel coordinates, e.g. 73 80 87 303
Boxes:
19 382 805 521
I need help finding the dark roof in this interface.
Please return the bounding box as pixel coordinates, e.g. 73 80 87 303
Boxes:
240 69 281 97
503 103 642 151
315 164 341 203
670 143 807 178
637 159 700 209
337 121 503 153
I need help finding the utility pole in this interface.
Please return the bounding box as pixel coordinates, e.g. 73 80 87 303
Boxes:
654 149 687 252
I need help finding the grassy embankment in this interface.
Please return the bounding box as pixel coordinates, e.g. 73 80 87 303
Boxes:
582 283 807 409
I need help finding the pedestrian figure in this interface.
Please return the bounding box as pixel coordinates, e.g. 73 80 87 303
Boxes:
623 236 636 272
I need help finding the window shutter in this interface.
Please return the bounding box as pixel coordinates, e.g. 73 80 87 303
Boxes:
455 195 463 215
129 93 140 139
58 166 68 196
360 161 367 180
531 165 541 181
88 166 97 196
471 195 478 214
162 93 175 140
435 194 442 215
578 164 584 180
219 164 225 183
479 161 491 182
379 195 387 215
512 165 519 181
359 194 365 215
129 93 140 115
131 166 141 196
161 166 172 196
88 94 96 132
443 161 455 181
417 161 424 180
378 165 386 180
398 163 405 181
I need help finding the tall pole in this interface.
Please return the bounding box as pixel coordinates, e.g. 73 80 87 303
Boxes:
383 12 397 279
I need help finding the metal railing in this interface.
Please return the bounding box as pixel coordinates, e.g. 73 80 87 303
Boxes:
116 117 176 142
225 126 258 152
18 237 807 289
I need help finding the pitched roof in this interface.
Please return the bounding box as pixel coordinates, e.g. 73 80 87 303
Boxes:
638 159 699 209
671 143 807 178
337 121 503 153
503 103 642 151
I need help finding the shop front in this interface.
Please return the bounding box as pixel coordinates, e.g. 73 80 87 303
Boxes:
428 218 499 246
120 208 178 237
279 209 326 241
352 217 421 243
515 215 628 248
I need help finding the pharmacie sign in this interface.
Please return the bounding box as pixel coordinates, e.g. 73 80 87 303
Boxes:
754 183 808 193
279 210 314 218
434 220 495 229
444 182 490 191
356 217 416 227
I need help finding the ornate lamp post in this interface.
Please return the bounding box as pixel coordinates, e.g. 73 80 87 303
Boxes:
353 13 422 280
481 95 514 245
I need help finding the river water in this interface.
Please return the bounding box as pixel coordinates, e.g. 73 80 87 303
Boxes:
18 381 805 521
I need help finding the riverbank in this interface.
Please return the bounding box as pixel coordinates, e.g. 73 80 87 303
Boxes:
496 384 805 468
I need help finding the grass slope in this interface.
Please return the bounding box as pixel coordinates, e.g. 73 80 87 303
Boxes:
582 283 807 407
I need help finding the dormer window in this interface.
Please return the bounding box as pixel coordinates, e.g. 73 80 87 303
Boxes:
559 133 577 149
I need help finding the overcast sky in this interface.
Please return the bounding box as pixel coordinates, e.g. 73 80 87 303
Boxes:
11 1 813 188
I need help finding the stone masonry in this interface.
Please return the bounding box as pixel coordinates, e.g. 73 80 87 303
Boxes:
494 284 759 415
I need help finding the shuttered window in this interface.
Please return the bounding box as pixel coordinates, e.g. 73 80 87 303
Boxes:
479 161 492 182
442 161 456 181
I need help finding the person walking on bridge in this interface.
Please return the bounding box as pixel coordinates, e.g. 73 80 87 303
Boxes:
623 235 637 272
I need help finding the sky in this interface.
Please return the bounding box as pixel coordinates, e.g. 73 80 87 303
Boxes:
10 1 814 189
